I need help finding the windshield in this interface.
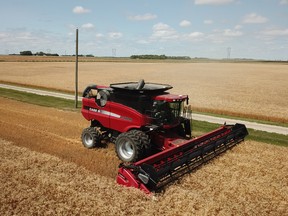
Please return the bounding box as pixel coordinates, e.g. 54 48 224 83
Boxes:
151 101 184 125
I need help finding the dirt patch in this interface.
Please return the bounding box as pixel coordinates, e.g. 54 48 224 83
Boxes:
0 98 287 215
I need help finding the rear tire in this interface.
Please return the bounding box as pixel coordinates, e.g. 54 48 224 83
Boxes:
115 130 150 162
81 127 101 149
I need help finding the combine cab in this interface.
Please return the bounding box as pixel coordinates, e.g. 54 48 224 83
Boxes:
81 80 248 193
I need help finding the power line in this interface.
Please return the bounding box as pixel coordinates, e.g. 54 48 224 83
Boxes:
112 48 116 57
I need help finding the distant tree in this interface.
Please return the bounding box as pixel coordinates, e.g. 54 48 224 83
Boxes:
35 51 45 56
130 54 191 60
33 51 59 56
130 54 167 59
20 51 33 56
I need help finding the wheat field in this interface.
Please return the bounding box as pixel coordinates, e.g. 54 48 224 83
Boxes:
1 139 287 215
1 57 287 214
0 60 287 122
0 98 287 215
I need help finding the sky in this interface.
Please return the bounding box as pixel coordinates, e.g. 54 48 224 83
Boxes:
0 0 288 60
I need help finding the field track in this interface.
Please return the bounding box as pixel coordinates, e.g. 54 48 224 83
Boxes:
0 97 287 215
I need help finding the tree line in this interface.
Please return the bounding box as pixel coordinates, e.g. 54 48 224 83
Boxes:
130 54 191 60
20 51 59 56
19 51 96 57
19 51 191 60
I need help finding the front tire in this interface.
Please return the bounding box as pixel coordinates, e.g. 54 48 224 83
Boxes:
115 130 149 162
81 127 101 149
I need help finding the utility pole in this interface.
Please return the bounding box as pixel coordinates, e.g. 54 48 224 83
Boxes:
75 28 79 108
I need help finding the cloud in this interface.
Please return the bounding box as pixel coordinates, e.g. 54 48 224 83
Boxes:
151 23 179 41
204 20 214 24
234 25 242 30
179 20 191 27
81 23 94 29
195 0 234 5
108 32 123 39
222 25 243 37
189 32 204 37
136 39 150 44
262 28 288 36
73 6 91 14
280 0 288 4
128 13 157 21
0 29 36 43
186 32 204 41
0 32 10 41
96 33 104 38
0 29 67 54
242 13 268 24
223 29 243 37
206 26 243 44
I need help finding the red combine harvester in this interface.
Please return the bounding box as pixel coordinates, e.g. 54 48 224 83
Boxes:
81 80 248 193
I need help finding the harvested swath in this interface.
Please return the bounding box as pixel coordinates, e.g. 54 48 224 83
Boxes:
0 61 287 122
0 97 120 179
1 139 287 215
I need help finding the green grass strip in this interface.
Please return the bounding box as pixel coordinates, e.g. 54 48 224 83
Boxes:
192 110 288 128
0 87 80 110
1 87 287 147
192 120 288 147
